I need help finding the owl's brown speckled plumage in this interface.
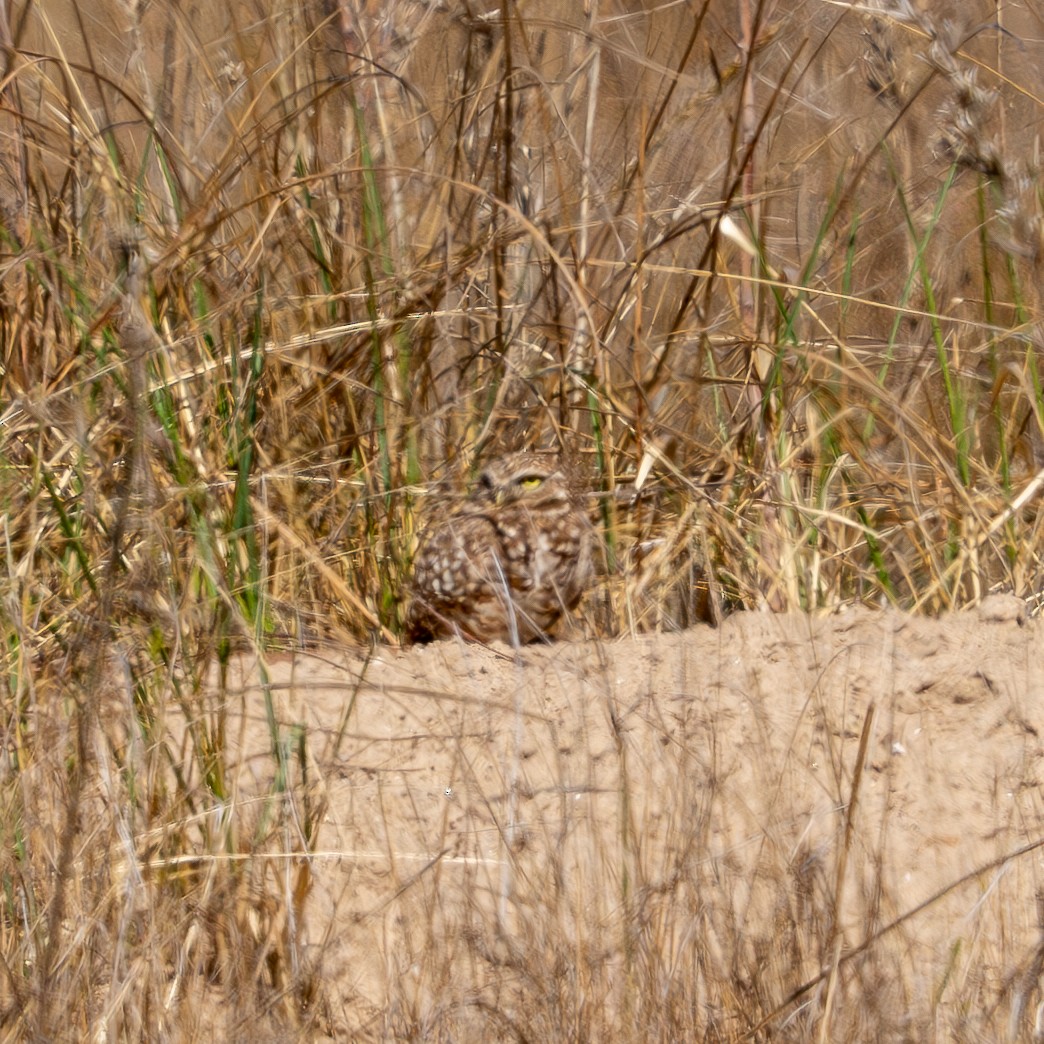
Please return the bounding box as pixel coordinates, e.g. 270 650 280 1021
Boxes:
406 453 593 644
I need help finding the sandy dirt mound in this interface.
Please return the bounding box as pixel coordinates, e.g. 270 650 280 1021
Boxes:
212 601 1041 1038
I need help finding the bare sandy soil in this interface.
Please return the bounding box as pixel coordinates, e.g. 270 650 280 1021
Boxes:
205 599 1042 1038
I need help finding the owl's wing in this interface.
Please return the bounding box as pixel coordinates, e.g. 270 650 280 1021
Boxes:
405 511 506 641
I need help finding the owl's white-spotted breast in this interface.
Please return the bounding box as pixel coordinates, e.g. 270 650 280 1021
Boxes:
406 453 594 643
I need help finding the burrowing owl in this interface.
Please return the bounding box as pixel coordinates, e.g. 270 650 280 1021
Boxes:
406 453 594 643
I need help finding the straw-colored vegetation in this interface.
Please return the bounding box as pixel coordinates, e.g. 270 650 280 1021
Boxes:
0 0 1040 1037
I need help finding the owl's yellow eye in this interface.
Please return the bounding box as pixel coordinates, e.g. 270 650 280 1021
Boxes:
519 476 544 490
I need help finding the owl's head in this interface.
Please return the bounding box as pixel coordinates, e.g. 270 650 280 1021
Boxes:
475 453 572 507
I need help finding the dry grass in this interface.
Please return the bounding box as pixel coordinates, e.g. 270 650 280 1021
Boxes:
0 0 1041 1038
